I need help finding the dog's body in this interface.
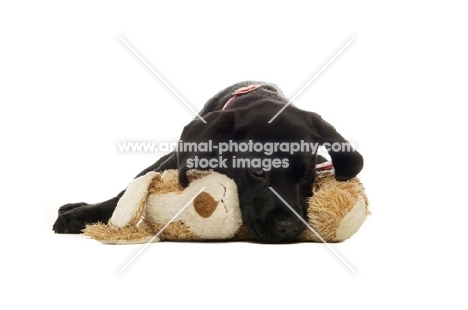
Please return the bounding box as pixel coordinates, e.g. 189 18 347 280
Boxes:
53 81 363 243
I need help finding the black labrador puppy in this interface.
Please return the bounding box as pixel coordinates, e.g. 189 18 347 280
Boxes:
53 81 363 243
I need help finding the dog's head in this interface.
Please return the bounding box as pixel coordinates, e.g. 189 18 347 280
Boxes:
176 101 363 243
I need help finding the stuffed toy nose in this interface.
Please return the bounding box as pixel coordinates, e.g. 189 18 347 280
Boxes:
193 191 217 218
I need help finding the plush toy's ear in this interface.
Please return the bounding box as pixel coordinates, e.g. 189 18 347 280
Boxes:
108 171 159 228
306 112 363 181
177 111 236 187
83 171 161 244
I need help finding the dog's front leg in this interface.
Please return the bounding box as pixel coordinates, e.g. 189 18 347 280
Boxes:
52 152 178 234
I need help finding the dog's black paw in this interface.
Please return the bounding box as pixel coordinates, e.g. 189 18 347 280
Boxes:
53 198 118 234
58 202 88 214
53 203 92 234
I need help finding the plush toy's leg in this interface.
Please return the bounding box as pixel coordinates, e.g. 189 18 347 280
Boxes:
334 196 367 242
297 170 369 243
53 152 178 234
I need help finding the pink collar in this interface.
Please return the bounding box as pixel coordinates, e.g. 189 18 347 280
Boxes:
222 84 263 110
315 161 333 170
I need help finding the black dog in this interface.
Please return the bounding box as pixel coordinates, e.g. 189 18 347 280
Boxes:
53 81 363 243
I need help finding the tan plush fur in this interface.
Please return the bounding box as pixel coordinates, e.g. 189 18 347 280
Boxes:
84 221 157 244
297 169 370 242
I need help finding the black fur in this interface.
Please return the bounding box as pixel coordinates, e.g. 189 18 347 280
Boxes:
53 81 363 243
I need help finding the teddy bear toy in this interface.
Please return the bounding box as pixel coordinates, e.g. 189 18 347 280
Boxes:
83 162 369 244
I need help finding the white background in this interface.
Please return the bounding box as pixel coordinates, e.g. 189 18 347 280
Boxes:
1 1 467 309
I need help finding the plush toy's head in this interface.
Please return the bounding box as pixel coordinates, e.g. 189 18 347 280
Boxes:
84 164 369 244
144 170 242 240
85 170 242 244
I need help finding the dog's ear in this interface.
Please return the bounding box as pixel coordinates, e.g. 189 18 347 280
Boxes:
306 112 363 181
177 111 236 187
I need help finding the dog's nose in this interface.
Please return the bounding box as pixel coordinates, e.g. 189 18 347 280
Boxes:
275 220 301 237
